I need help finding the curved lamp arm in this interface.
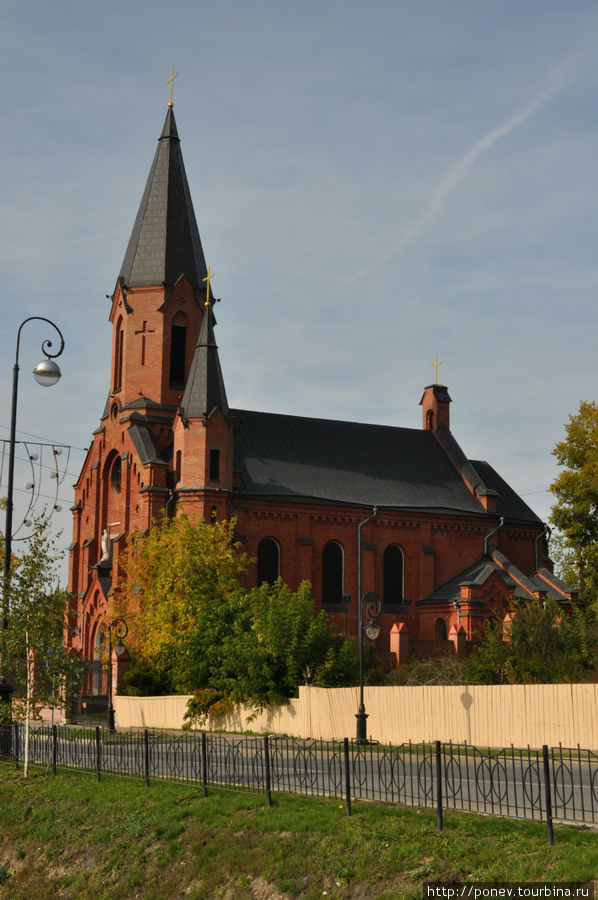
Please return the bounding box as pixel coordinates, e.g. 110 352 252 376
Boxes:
15 316 65 364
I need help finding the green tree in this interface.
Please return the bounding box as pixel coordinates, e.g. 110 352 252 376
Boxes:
550 401 598 597
550 532 598 603
114 516 370 721
465 599 598 684
0 514 85 774
184 579 367 724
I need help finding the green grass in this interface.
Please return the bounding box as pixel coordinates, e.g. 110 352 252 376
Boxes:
0 762 596 898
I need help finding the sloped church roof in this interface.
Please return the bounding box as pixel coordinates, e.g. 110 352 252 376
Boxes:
230 408 541 521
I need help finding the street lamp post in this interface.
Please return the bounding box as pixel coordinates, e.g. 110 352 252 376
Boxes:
355 506 381 743
102 618 128 732
3 317 65 615
356 590 382 742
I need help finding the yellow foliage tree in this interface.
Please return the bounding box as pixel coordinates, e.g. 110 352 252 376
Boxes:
112 514 250 689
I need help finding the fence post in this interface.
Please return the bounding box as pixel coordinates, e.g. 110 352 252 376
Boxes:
13 722 19 770
144 729 150 788
542 744 554 846
95 726 101 782
52 725 57 776
435 740 443 831
201 732 208 798
264 736 272 806
343 738 352 817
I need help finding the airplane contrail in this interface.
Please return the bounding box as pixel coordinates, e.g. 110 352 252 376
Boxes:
329 70 570 294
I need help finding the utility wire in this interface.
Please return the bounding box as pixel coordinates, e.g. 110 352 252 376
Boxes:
0 426 88 452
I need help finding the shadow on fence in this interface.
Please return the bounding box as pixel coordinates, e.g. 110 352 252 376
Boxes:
3 724 598 845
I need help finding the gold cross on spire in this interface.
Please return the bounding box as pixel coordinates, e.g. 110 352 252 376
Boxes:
431 354 442 384
166 65 178 107
203 266 215 306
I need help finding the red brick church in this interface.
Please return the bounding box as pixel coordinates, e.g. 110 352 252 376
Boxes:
66 99 575 672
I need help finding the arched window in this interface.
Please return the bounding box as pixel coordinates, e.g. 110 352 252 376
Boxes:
110 456 122 494
322 541 343 608
93 622 104 695
102 450 122 540
436 618 448 641
383 544 404 609
257 538 280 586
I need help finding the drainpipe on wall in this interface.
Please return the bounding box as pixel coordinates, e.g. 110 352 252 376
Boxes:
357 506 378 615
357 506 377 734
165 489 176 518
484 516 504 557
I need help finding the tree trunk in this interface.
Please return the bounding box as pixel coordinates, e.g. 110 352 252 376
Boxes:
24 629 30 778
578 542 586 594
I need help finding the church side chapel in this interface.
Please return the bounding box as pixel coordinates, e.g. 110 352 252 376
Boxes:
66 89 576 682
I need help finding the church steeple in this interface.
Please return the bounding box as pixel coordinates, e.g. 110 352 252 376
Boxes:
119 106 209 290
179 294 229 421
173 283 233 522
107 100 209 410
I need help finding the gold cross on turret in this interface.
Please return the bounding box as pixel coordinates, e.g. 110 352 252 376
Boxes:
203 266 215 306
431 354 442 384
166 65 178 107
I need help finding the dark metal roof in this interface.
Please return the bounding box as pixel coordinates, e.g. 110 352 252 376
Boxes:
420 384 452 405
128 423 163 465
534 567 577 599
179 307 229 420
229 409 534 516
432 429 497 500
425 549 572 604
119 107 209 290
121 396 170 411
470 460 542 523
489 547 540 595
425 552 531 603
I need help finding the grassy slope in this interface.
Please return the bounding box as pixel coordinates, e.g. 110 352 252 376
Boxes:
0 763 596 899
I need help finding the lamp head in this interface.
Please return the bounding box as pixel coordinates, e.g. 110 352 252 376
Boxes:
365 619 381 641
33 358 61 387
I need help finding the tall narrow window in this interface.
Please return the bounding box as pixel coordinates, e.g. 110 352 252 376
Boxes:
209 449 220 481
383 544 404 609
169 324 187 386
110 456 122 494
114 322 124 392
257 538 279 586
436 618 448 640
322 541 343 608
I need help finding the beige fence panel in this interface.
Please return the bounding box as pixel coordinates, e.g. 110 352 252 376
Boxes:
113 683 598 748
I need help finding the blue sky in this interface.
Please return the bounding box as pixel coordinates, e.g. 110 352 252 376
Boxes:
1 1 597 579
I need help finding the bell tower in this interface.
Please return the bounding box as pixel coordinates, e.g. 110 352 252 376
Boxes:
69 88 221 623
107 104 210 412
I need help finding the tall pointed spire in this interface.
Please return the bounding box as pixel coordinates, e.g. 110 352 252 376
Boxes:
179 300 229 420
119 106 208 290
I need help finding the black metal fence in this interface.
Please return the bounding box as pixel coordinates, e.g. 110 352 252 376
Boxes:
3 724 598 844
